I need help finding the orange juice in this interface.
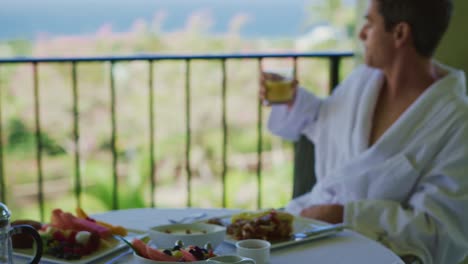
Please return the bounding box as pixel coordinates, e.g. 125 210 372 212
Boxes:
265 79 294 104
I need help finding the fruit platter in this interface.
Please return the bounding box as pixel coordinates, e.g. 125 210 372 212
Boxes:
13 207 135 264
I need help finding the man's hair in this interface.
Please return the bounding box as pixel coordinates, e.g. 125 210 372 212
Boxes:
376 0 453 57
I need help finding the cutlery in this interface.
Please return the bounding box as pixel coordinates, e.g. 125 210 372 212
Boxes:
104 249 133 264
114 235 138 252
168 212 207 224
293 223 346 241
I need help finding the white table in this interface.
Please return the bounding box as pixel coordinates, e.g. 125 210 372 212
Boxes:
91 208 404 264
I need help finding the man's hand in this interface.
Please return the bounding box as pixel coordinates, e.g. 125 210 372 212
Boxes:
300 204 344 224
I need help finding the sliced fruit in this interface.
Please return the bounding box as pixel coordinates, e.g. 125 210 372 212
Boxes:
76 208 128 236
132 238 150 259
75 208 89 219
60 212 76 230
95 220 128 236
180 249 198 261
51 209 68 229
70 217 111 239
146 246 179 262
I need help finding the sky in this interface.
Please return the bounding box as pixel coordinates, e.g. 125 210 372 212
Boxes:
0 0 316 40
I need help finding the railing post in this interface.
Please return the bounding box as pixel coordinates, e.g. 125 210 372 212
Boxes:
148 60 156 208
71 62 82 208
109 61 118 210
221 59 228 208
256 58 264 209
32 62 45 221
185 59 192 207
329 56 341 91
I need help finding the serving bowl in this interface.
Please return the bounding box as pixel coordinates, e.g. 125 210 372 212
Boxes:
148 222 226 249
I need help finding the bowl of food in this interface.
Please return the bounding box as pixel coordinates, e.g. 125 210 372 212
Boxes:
132 238 216 263
148 223 226 250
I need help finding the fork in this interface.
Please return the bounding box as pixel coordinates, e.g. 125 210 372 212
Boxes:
168 212 207 224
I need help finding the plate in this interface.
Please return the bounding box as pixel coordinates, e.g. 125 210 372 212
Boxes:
13 231 145 264
221 215 343 250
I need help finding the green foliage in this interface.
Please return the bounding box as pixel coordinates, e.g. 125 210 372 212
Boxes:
6 118 35 154
6 118 66 156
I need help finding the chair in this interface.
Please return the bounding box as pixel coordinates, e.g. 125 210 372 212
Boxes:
292 135 317 198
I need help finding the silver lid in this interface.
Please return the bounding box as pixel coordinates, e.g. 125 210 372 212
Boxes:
0 203 10 228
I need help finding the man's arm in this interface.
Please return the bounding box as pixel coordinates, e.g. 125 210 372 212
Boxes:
300 204 344 224
267 88 323 142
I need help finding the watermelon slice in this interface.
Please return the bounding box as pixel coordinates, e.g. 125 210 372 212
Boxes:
131 238 150 259
50 209 74 230
70 217 111 239
146 246 179 262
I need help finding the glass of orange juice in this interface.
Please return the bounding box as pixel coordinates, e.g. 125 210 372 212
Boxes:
263 68 295 104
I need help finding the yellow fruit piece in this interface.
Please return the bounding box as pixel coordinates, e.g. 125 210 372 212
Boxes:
96 221 128 236
75 208 89 219
76 208 128 236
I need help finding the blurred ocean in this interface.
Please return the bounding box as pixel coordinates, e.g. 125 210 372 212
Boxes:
0 0 314 40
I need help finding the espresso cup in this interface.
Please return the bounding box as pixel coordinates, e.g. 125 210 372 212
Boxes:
235 239 271 264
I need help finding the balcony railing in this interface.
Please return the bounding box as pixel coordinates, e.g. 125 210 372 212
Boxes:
0 52 353 221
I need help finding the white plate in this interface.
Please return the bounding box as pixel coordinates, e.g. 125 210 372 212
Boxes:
222 215 343 250
14 231 145 264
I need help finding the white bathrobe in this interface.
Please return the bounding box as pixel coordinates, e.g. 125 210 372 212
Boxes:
268 63 468 264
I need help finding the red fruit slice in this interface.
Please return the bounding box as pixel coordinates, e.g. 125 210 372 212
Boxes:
85 232 101 252
70 217 111 239
51 209 67 229
52 230 66 241
67 230 77 244
132 239 150 259
146 246 179 262
60 212 76 230
180 249 198 261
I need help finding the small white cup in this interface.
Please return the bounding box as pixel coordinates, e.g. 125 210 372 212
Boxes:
207 255 256 263
235 239 271 264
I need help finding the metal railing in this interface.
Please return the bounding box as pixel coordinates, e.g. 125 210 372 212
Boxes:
0 52 353 221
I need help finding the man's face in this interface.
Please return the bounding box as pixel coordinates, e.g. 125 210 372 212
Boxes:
359 0 395 68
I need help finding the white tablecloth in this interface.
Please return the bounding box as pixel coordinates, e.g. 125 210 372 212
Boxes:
90 208 404 264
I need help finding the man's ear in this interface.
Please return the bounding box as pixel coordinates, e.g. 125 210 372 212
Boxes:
393 22 412 48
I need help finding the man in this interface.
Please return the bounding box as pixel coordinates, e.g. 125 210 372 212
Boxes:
262 0 468 263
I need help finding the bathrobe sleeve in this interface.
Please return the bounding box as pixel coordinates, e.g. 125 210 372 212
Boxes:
344 122 468 264
267 65 368 143
267 87 322 142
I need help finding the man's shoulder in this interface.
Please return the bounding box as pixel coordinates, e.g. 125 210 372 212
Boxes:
352 64 381 78
434 62 468 106
337 64 382 92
